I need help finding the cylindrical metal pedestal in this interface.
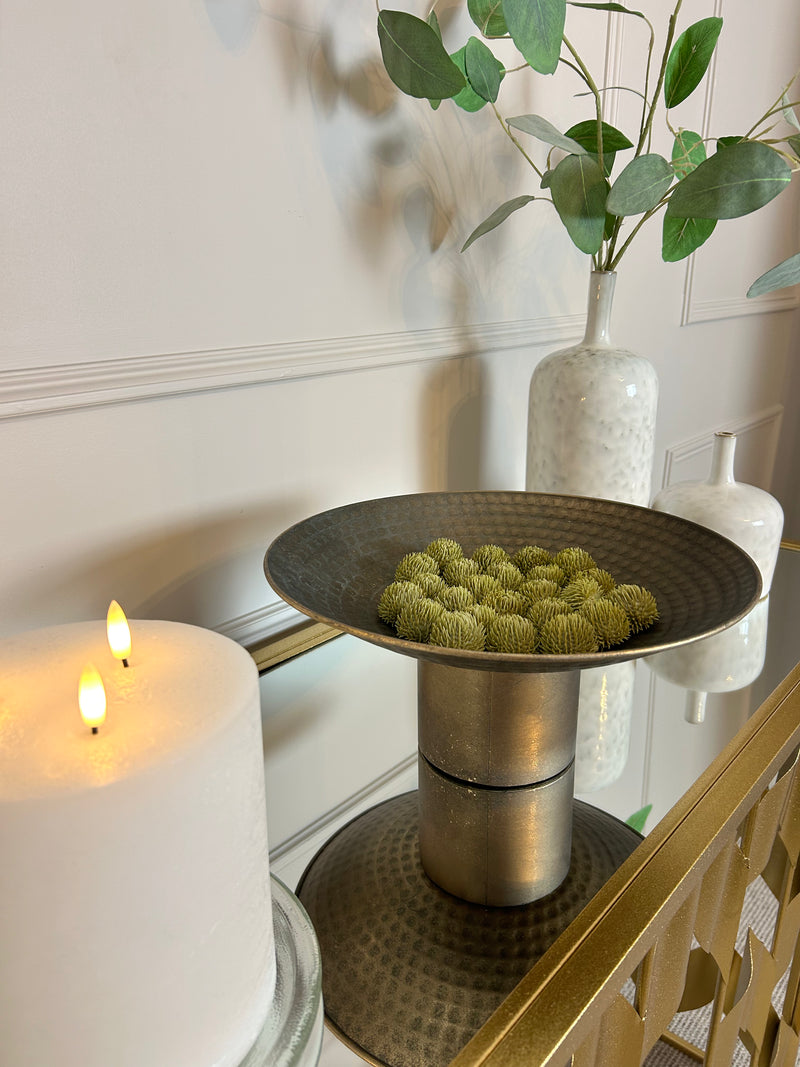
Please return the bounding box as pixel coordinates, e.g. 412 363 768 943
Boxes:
417 662 581 905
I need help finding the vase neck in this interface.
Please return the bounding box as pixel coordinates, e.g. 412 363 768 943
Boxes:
583 271 616 346
707 432 737 485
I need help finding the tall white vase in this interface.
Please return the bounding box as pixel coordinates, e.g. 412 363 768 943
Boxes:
526 271 659 791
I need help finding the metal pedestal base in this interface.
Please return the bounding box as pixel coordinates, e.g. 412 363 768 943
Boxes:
297 792 641 1067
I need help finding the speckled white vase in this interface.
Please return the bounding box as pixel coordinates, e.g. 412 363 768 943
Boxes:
647 596 770 724
651 431 783 595
527 270 658 792
526 270 658 505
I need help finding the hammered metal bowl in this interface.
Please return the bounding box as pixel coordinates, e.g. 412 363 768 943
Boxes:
264 491 761 673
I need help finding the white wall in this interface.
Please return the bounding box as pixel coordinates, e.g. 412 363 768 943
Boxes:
2 0 799 885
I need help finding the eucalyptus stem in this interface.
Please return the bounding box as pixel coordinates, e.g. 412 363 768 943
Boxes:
563 35 604 175
492 103 544 178
608 202 668 272
637 0 683 155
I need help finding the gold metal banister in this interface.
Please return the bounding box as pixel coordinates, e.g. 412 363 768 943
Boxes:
451 661 800 1067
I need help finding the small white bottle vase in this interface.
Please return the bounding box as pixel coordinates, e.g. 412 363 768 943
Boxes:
648 430 783 723
651 431 783 596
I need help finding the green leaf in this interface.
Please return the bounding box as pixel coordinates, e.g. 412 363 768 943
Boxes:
747 252 800 297
507 114 587 154
788 135 800 161
625 804 652 835
461 195 537 251
564 120 634 153
550 153 608 254
504 0 566 75
451 46 490 112
568 1 645 15
377 10 466 100
664 17 723 109
427 9 442 38
662 214 716 261
465 36 504 103
467 0 508 38
667 140 791 219
541 169 554 189
716 135 744 149
606 154 673 215
782 92 800 132
671 129 706 179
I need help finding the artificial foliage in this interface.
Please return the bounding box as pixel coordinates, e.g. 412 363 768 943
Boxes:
377 0 800 296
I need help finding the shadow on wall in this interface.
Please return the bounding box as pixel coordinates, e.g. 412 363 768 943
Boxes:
420 355 486 492
771 313 800 540
3 496 310 637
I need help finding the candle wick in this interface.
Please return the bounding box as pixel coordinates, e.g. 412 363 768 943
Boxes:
91 726 99 735
122 658 130 668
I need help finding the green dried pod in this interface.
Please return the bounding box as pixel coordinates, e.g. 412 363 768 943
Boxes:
527 597 573 628
483 589 527 615
560 576 603 610
429 610 486 651
438 584 475 612
425 537 464 567
609 584 659 633
469 603 498 630
486 613 538 654
519 578 560 603
464 573 503 602
512 545 553 573
394 552 440 582
485 559 524 590
528 563 567 586
413 573 447 598
471 543 510 570
554 546 596 577
442 557 480 585
584 567 616 594
579 599 631 649
538 613 600 654
377 581 424 624
395 597 446 641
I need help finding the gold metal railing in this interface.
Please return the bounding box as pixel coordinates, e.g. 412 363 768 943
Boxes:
450 660 800 1067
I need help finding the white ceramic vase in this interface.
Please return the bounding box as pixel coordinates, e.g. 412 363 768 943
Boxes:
527 270 658 792
651 430 783 595
648 430 783 723
526 270 658 504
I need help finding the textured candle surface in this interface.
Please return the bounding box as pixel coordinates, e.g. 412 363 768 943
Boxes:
0 620 275 1067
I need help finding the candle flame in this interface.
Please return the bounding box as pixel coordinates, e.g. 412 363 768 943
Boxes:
107 600 131 662
78 665 107 731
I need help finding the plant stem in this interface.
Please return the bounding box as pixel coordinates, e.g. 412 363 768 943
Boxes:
637 0 683 155
607 202 668 271
491 103 545 178
563 35 604 175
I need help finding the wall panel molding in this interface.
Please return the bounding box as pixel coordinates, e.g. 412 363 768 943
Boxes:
0 315 584 421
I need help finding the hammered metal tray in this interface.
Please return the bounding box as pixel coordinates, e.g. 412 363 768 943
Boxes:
264 491 761 673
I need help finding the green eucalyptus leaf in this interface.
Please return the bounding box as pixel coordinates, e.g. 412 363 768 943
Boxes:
507 114 587 154
664 17 723 109
625 804 652 834
461 195 537 251
782 93 800 132
604 211 617 241
541 169 554 189
789 134 800 161
465 35 504 102
550 154 608 254
377 10 466 99
504 0 566 76
606 154 673 215
667 140 791 219
672 129 706 179
716 135 744 149
747 252 800 298
662 214 716 261
451 46 490 112
564 120 634 153
467 0 508 38
427 9 442 38
569 1 645 14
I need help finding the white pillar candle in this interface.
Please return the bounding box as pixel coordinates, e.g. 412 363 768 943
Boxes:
0 620 275 1067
